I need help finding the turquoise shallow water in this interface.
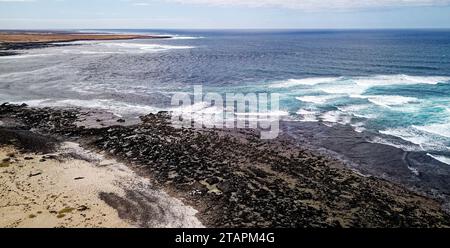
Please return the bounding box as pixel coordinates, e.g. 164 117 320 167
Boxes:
0 29 450 163
262 75 450 161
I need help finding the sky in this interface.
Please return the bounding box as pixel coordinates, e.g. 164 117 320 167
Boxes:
0 0 450 29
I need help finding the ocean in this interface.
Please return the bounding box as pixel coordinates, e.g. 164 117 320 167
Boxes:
1 29 450 164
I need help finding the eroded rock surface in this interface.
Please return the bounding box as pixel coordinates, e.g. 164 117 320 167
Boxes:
1 103 450 228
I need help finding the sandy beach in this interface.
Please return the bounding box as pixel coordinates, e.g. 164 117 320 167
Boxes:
0 127 203 228
0 145 132 228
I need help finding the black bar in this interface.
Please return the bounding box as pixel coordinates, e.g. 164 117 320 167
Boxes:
2 229 449 247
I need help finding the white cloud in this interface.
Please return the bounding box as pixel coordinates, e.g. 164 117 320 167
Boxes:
165 0 450 10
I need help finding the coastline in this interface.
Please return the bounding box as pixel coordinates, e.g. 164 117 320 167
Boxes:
0 126 203 228
0 32 172 57
0 144 133 228
1 103 450 228
281 121 450 212
0 105 207 228
0 32 172 43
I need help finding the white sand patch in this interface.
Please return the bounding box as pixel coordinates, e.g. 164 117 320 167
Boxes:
0 143 203 228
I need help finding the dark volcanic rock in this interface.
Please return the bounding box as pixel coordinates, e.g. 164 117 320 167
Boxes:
281 121 450 210
0 128 57 153
0 42 73 51
0 51 19 57
1 103 450 228
0 42 74 57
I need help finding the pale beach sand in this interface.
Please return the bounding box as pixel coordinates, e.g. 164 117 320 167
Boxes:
1 104 450 228
0 142 203 228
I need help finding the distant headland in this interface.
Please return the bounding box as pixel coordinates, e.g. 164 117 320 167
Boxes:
0 31 172 43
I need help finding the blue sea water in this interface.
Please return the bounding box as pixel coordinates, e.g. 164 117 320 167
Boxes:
1 29 450 163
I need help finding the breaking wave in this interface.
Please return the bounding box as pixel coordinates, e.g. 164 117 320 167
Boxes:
271 74 450 90
12 99 161 117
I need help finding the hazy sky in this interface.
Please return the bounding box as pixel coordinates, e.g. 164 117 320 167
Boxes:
1 0 450 29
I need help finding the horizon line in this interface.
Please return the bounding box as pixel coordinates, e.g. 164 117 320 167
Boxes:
1 27 450 31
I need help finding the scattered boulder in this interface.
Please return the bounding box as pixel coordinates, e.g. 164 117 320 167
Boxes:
1 103 450 228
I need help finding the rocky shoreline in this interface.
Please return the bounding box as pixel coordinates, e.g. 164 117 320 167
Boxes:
281 121 450 213
0 32 172 57
0 42 73 56
1 103 450 227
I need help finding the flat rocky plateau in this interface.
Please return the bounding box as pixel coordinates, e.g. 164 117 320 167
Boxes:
0 32 171 56
1 103 450 228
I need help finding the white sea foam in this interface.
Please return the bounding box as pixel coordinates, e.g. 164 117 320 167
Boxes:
337 104 371 112
296 95 340 104
320 111 352 125
351 122 366 133
320 111 340 124
427 154 450 165
170 102 287 126
0 54 52 59
273 75 450 96
297 109 318 122
48 41 194 55
368 136 422 152
349 75 448 94
173 102 288 118
270 77 340 88
234 111 289 117
352 113 379 119
171 36 204 40
354 74 450 87
365 95 420 108
14 99 160 117
170 102 225 126
413 123 450 138
297 109 316 115
236 111 289 124
379 127 450 152
380 128 429 148
408 166 420 176
336 104 378 119
72 51 117 55
102 43 194 52
171 102 218 114
320 84 364 95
